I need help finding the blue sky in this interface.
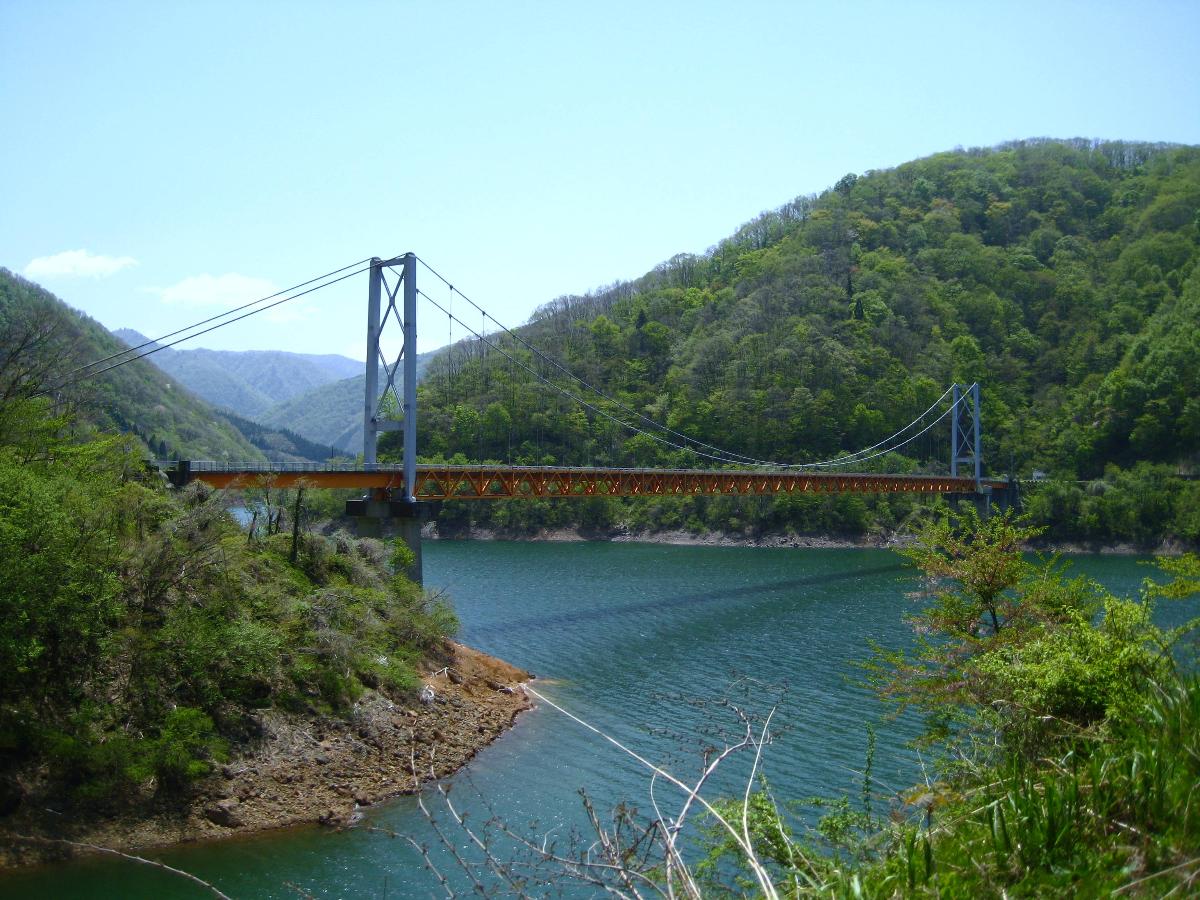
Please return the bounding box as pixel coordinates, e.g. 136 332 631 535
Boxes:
3 1 1198 361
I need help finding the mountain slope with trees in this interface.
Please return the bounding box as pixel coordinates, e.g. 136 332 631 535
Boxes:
257 373 368 454
215 408 344 463
113 328 360 419
1 271 266 462
259 350 437 455
388 139 1200 545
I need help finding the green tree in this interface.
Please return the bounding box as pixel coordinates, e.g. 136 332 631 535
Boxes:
868 508 1192 760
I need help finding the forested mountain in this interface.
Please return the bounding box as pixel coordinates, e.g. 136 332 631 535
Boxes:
112 325 438 455
215 408 342 463
0 271 266 462
113 328 361 419
258 350 437 454
385 139 1200 544
257 374 367 454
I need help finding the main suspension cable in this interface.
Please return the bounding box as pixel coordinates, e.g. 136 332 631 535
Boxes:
418 256 772 464
58 257 373 383
40 263 371 397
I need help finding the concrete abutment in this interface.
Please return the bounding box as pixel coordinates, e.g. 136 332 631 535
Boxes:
345 498 440 586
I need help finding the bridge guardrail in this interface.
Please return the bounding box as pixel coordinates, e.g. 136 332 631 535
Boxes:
162 459 1013 481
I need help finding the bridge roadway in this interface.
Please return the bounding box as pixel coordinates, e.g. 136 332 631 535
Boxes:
172 462 1006 499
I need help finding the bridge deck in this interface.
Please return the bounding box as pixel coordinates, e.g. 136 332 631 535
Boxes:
172 462 1004 498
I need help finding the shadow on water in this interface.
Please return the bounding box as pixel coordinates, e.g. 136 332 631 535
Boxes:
468 562 910 636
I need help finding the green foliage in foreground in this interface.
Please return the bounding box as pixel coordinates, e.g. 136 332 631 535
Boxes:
0 393 456 805
704 677 1199 897
695 513 1199 897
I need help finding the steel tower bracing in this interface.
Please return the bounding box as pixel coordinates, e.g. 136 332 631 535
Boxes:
363 254 418 502
951 382 982 490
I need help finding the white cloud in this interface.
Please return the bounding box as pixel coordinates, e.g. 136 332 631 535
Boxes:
25 249 137 279
263 302 318 324
157 273 279 308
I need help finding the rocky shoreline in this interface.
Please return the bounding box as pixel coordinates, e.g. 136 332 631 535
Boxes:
0 641 531 869
424 523 909 549
423 523 1186 556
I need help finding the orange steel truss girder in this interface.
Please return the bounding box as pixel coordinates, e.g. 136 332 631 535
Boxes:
186 465 1005 498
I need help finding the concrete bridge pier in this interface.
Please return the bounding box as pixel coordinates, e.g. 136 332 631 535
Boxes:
948 487 993 518
344 493 438 586
950 480 1021 518
995 478 1022 514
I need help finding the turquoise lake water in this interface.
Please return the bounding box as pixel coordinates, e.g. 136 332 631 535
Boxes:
0 543 1187 898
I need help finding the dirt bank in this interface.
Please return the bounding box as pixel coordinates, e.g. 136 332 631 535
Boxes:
0 641 531 869
425 523 915 550
424 524 1187 555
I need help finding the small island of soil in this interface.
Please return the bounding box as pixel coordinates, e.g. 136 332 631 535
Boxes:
1 641 532 868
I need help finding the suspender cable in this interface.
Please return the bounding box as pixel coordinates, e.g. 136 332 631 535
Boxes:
417 256 957 470
419 286 968 471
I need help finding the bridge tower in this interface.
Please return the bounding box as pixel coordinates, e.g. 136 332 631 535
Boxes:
363 253 417 489
950 382 981 488
347 253 432 583
951 381 990 511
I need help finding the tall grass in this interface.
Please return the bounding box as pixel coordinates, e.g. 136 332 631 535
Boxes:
821 675 1200 897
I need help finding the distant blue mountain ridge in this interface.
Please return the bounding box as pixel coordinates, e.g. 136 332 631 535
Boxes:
115 329 434 455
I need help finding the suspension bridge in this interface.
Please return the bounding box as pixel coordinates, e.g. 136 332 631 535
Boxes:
68 253 1011 581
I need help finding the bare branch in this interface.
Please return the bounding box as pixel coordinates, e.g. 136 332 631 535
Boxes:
525 686 780 899
2 833 233 899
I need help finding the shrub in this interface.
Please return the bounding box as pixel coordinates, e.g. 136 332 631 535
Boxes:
131 707 227 792
866 509 1193 761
